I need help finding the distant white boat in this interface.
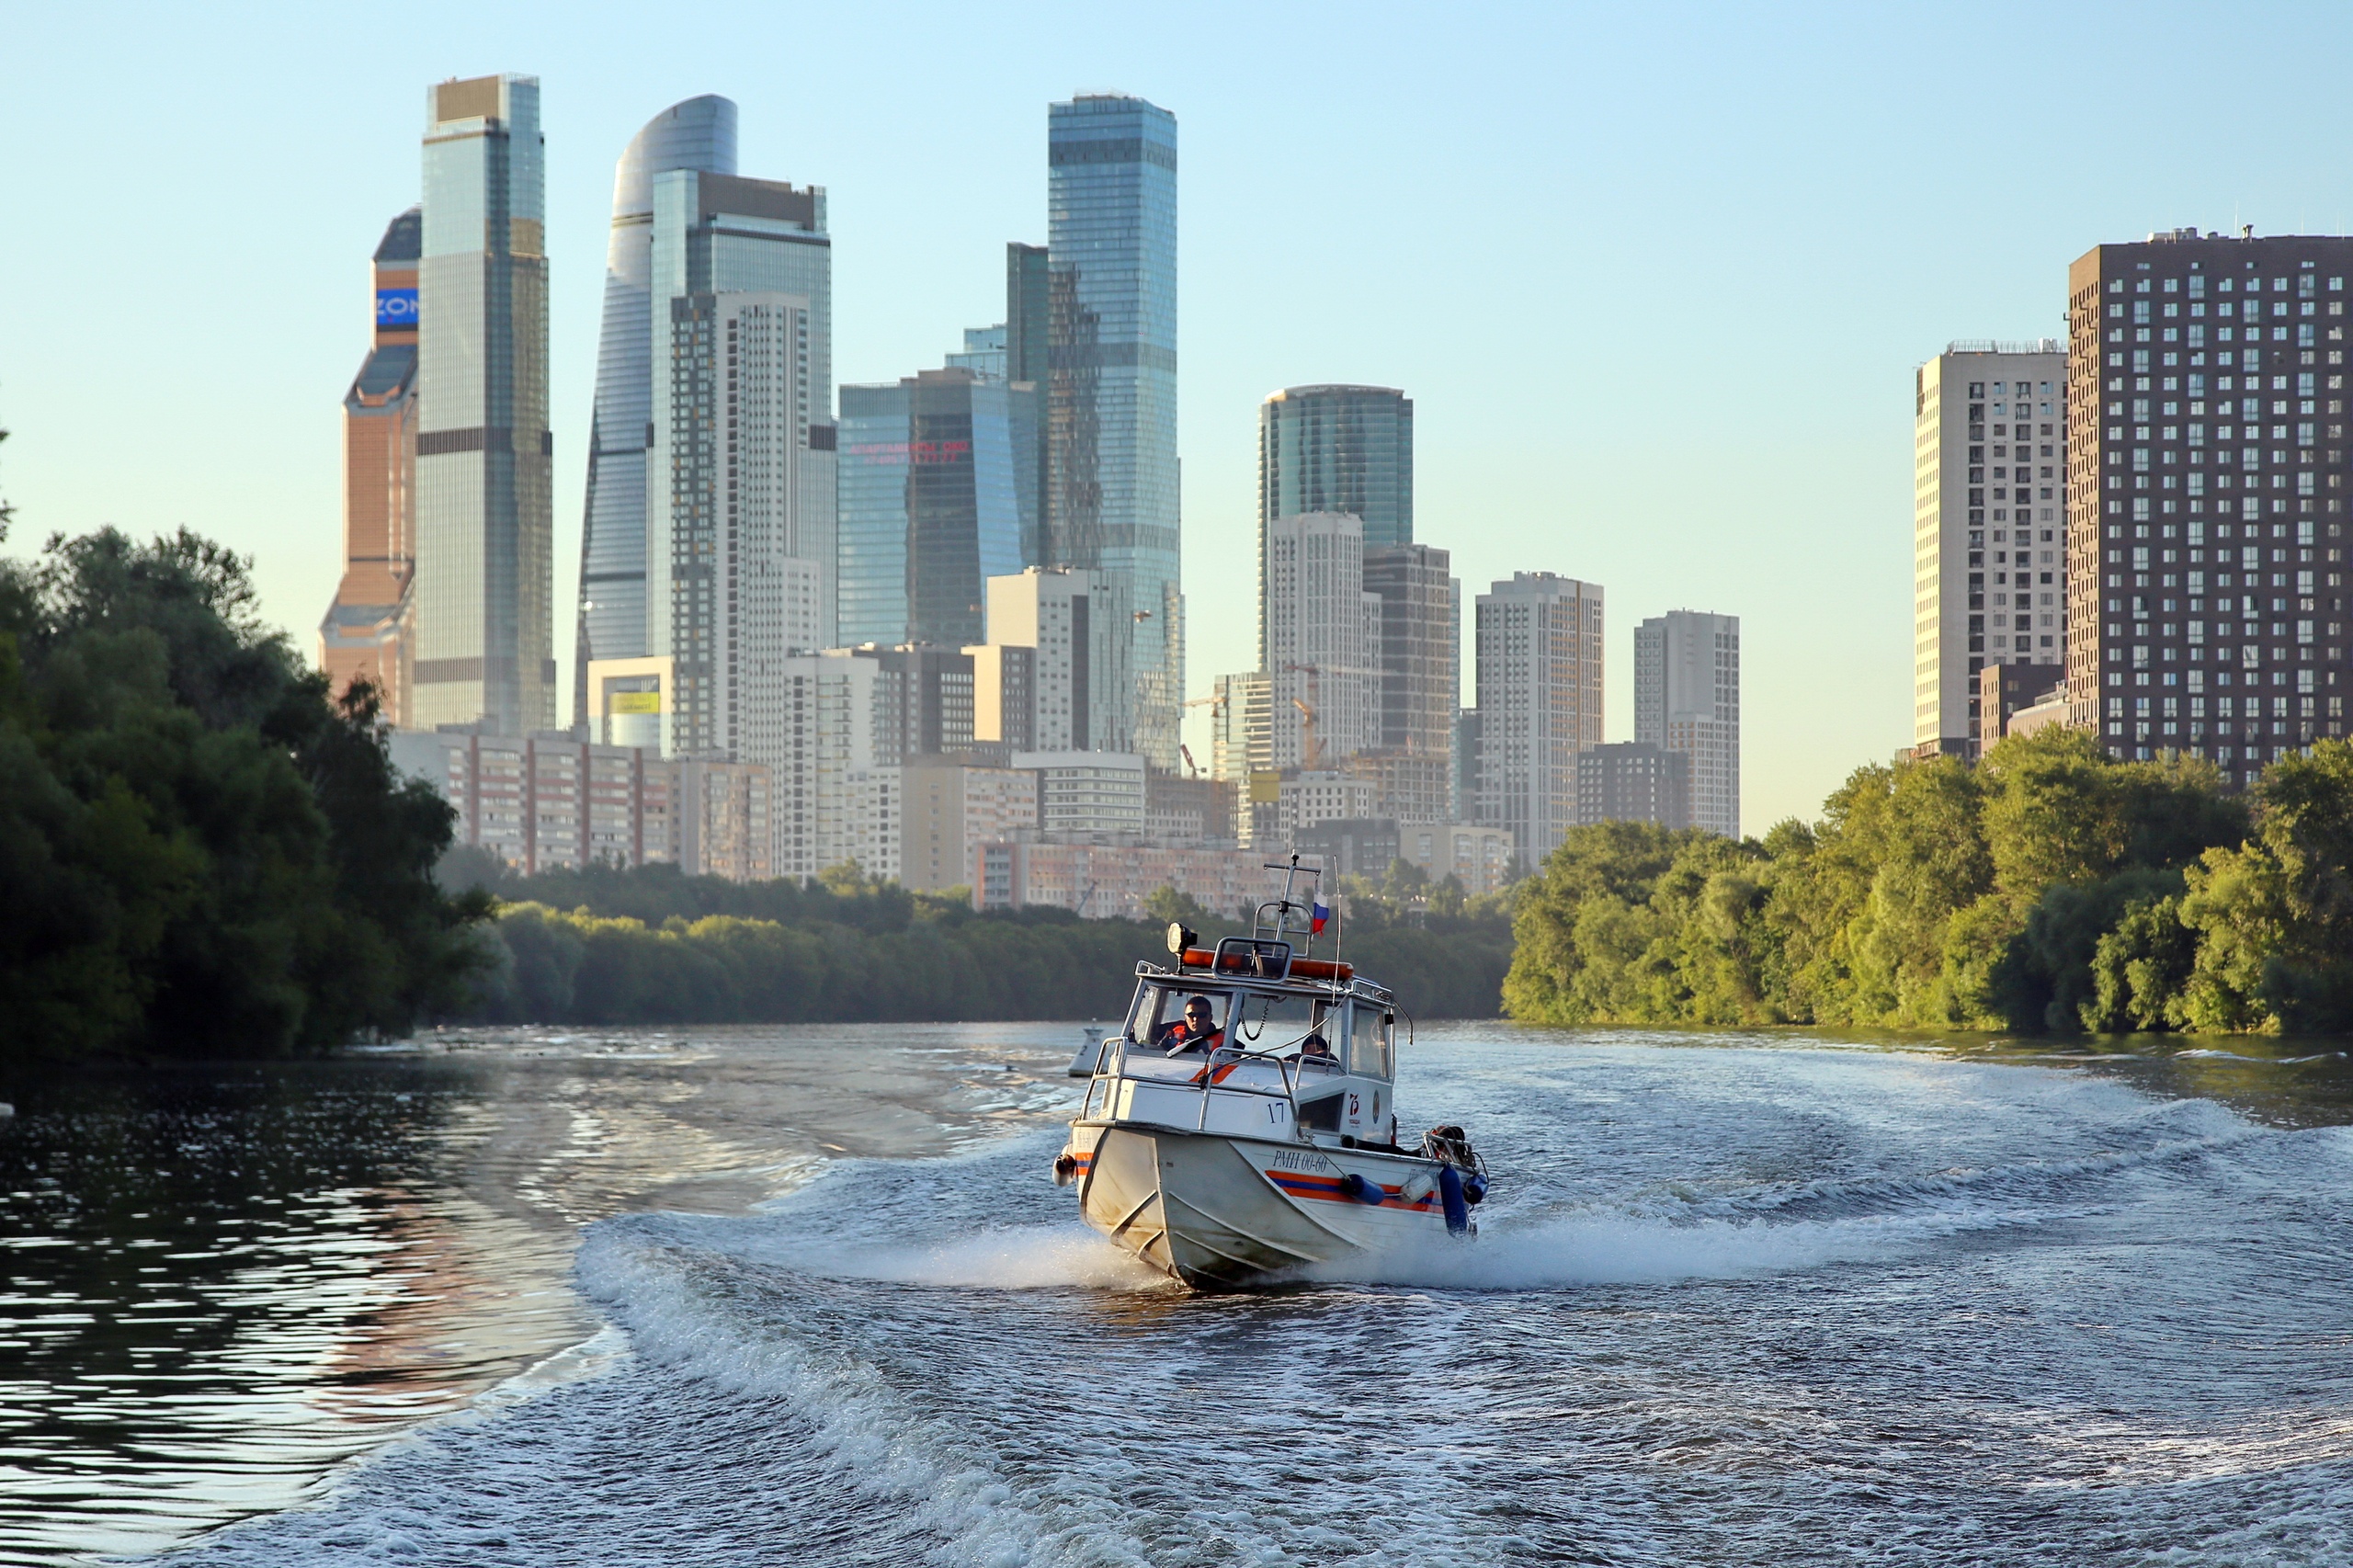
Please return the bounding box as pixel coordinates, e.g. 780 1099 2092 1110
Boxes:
1054 857 1490 1290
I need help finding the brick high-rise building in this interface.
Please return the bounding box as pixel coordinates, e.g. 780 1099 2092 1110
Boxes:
2067 232 2353 778
1914 345 2067 755
319 209 422 722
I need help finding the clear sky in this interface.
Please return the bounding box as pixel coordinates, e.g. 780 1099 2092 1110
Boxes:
6 1 2351 830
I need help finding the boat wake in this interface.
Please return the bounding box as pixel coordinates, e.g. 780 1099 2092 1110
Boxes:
164 1041 2353 1568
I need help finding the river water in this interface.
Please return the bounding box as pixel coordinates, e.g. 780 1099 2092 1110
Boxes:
4 1025 2351 1566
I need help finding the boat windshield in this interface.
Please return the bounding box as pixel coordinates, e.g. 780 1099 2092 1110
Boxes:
1228 990 1337 1060
1124 983 1232 1051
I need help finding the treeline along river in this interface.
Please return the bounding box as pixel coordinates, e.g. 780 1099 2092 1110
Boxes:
5 1024 2350 1566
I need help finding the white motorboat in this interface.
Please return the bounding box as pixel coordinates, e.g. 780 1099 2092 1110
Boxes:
1054 858 1490 1290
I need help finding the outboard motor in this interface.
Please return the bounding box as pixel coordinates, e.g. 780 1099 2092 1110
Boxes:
1436 1164 1470 1235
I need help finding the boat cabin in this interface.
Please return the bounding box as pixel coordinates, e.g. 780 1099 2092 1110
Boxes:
1085 934 1402 1149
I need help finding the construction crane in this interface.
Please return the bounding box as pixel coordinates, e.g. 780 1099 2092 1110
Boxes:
1290 696 1324 769
1279 663 1325 770
1176 691 1229 778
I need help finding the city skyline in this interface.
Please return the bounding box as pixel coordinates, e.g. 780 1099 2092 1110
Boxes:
15 5 2353 828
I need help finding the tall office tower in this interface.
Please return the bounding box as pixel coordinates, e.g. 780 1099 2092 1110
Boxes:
2066 233 2353 779
1006 243 1049 383
838 368 1036 648
1634 609 1741 838
1475 573 1603 861
1258 386 1414 665
986 565 1129 751
1046 94 1181 769
573 96 737 728
1914 344 2067 755
647 161 835 791
1265 513 1380 768
1362 543 1457 756
320 208 422 722
413 74 552 735
1006 242 1051 562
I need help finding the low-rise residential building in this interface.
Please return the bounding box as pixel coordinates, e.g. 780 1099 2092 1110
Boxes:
1279 770 1377 837
1294 817 1400 881
388 730 772 881
1978 660 2066 754
1398 821 1517 898
901 756 1040 893
974 841 1283 920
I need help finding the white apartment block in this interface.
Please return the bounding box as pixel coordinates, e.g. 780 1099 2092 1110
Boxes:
1265 512 1381 768
985 567 1131 753
1634 609 1741 838
1016 750 1147 839
1475 572 1604 861
1914 345 2067 753
1279 770 1377 836
769 651 898 881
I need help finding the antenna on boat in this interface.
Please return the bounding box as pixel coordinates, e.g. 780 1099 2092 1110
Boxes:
1254 850 1322 956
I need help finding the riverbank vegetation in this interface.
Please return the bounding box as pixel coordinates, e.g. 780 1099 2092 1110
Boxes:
0 472 486 1058
1504 728 2353 1035
441 857 1514 1023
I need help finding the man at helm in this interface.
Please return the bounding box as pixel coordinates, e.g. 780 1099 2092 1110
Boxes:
1154 994 1224 1054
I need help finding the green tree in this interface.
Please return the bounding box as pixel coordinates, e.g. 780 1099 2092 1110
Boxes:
0 500 484 1059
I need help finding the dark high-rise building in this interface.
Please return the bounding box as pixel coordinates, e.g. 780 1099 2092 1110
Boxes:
1006 242 1049 385
1979 660 2064 755
1259 385 1414 665
320 208 421 725
2066 232 2353 780
573 96 737 728
837 368 1034 649
1575 743 1690 831
1047 94 1180 768
413 74 552 735
1363 543 1458 758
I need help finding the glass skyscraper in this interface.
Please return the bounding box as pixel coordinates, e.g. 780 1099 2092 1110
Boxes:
573 96 737 726
412 74 552 735
1258 385 1414 665
1047 94 1180 768
837 366 1035 649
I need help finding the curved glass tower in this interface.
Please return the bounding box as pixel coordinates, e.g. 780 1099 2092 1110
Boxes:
573 96 738 725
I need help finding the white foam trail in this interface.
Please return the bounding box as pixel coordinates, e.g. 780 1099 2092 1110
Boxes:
776 1224 1172 1292
1303 1205 2018 1290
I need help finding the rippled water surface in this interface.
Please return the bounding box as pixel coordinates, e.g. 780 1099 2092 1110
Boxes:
6 1026 2353 1566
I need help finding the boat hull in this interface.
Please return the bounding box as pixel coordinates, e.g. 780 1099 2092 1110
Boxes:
1069 1120 1454 1290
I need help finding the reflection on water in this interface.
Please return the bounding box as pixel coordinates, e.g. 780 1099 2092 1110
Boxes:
1 1023 2348 1564
0 1025 1086 1564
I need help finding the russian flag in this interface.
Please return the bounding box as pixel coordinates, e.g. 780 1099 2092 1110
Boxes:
1311 892 1331 934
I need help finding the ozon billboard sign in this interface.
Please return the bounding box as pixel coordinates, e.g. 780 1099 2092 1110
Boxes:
375 288 420 329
